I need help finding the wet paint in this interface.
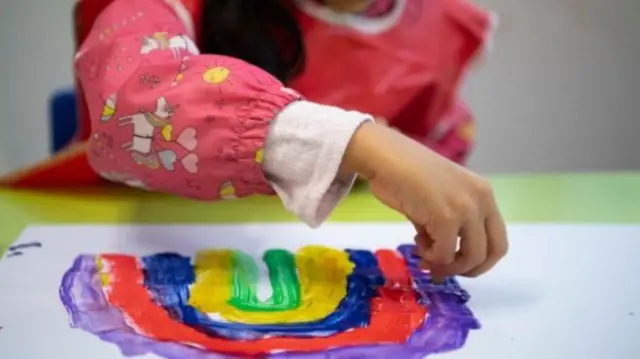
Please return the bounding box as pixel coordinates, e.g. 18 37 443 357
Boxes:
188 246 353 324
147 249 382 339
230 249 301 312
93 249 423 355
59 245 479 358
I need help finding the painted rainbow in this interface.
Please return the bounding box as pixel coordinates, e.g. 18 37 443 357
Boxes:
59 244 478 358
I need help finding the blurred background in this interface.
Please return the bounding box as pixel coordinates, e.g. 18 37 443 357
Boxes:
0 0 638 175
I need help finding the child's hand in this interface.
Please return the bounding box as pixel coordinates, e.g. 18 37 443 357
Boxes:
342 122 508 280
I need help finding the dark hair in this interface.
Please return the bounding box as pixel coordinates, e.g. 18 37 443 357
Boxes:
199 0 306 83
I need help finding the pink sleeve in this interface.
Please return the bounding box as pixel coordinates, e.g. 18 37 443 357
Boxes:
76 0 300 200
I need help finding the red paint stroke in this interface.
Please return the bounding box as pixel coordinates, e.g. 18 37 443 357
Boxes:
101 250 427 356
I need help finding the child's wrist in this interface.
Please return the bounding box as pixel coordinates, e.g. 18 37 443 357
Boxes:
339 121 380 179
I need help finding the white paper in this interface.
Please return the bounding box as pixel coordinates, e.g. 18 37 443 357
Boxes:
0 223 639 358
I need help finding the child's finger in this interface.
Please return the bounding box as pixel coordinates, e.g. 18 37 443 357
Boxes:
412 228 446 284
463 211 508 277
422 222 459 266
413 232 431 254
418 260 446 284
434 217 487 277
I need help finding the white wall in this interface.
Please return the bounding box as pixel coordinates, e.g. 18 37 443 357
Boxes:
0 0 638 176
0 0 76 175
466 0 640 172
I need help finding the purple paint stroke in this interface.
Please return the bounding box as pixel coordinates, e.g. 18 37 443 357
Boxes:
58 248 478 359
269 245 479 359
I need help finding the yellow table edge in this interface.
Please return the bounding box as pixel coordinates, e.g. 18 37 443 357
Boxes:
1 172 639 255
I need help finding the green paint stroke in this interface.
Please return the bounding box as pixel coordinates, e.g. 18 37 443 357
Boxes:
228 249 301 311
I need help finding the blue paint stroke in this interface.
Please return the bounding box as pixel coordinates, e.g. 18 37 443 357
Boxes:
143 250 383 339
142 253 195 286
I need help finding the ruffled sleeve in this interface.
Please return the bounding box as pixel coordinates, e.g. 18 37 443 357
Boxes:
76 0 301 200
76 0 372 228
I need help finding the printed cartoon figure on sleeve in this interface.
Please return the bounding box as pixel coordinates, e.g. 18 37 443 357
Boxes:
117 96 199 174
140 32 199 57
101 93 118 122
76 0 300 200
171 57 190 87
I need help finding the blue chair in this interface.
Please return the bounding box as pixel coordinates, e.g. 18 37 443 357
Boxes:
49 88 79 153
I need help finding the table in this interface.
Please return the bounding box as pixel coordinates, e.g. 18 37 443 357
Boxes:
2 172 640 255
1 172 639 359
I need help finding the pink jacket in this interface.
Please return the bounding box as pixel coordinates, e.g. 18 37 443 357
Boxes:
74 0 493 226
289 0 494 163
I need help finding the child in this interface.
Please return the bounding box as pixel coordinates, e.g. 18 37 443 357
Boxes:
5 0 508 279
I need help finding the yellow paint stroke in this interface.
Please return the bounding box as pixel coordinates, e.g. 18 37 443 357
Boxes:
96 256 110 287
189 246 354 324
188 249 234 310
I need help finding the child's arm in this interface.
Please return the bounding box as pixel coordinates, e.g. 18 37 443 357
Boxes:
77 0 371 226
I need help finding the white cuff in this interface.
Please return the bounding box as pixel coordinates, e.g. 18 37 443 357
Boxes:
262 100 373 227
